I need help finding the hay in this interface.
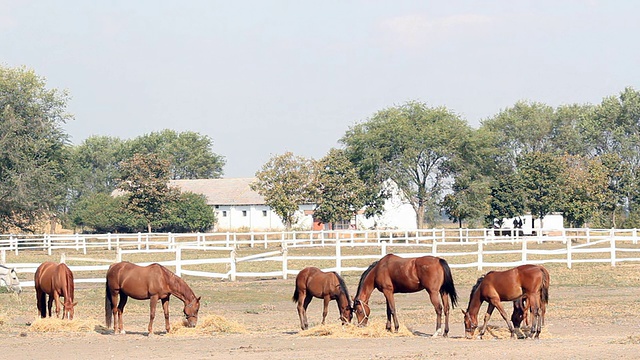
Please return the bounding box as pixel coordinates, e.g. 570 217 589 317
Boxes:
298 319 414 338
169 314 247 336
612 335 640 344
29 317 101 333
474 325 551 340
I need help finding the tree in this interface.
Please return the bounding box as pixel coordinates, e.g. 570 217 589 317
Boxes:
341 101 471 228
517 152 567 228
126 129 225 179
161 192 215 233
67 136 126 198
313 149 367 229
486 174 526 227
251 152 315 229
560 155 608 227
70 193 144 233
118 153 178 233
0 65 72 232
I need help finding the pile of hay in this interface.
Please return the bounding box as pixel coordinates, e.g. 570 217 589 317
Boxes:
298 320 414 338
169 314 247 336
29 318 101 333
612 335 640 344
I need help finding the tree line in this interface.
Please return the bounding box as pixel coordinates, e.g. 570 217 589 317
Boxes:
3 64 639 232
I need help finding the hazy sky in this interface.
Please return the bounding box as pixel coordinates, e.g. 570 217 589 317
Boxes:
2 1 639 177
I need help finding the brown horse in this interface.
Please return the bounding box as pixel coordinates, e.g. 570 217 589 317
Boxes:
352 254 458 336
105 261 201 335
511 265 550 329
34 262 77 320
462 264 549 339
292 267 352 330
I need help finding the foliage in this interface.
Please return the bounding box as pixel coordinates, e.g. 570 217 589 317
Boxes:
486 174 526 227
160 192 215 233
341 101 471 228
313 149 367 229
560 155 608 227
517 152 567 225
118 153 178 232
67 136 126 199
70 193 145 233
251 152 315 229
125 129 225 179
0 65 72 232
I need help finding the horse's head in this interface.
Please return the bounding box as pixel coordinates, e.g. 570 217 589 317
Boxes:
183 296 201 328
63 301 78 320
0 268 22 294
462 309 478 339
340 302 353 325
352 298 370 327
511 298 526 328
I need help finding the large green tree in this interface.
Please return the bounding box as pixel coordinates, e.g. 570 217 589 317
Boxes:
118 153 178 233
251 152 315 229
341 101 471 228
67 136 126 199
313 149 367 229
0 65 72 232
126 129 225 179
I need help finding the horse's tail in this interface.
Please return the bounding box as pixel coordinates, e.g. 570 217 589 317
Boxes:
439 258 458 308
105 279 112 328
540 266 550 305
292 282 300 303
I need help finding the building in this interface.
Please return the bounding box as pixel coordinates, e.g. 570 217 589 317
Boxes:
170 178 314 231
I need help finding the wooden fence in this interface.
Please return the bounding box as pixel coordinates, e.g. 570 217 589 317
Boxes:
2 228 640 288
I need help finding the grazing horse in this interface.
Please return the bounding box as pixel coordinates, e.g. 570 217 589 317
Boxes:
463 264 549 339
292 267 352 330
352 254 458 336
34 262 77 320
0 264 22 293
512 265 550 329
105 261 201 335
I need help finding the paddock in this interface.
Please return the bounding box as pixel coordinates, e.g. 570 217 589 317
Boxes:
0 261 639 359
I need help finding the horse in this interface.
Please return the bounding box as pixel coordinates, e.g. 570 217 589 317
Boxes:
462 264 549 339
511 265 550 329
0 264 22 294
292 267 352 330
352 254 458 336
34 262 77 320
105 261 201 335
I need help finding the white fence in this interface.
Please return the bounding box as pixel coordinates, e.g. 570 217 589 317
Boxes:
3 228 640 288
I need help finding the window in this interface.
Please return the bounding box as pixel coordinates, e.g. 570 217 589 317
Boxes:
222 211 227 217
242 210 247 217
262 210 267 217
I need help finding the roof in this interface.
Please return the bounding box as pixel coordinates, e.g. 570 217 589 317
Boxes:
169 178 265 205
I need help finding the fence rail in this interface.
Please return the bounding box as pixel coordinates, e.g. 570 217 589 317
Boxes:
3 228 640 288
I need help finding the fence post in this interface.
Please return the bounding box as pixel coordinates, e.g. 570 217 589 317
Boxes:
1 249 5 264
477 238 483 270
75 233 80 251
137 232 142 250
566 238 572 269
116 247 122 263
175 246 182 277
60 253 66 264
12 235 18 255
282 247 288 280
335 239 342 275
610 228 616 267
381 241 387 256
145 233 150 251
634 228 638 245
107 233 112 251
47 234 52 256
229 249 237 281
521 238 527 263
432 238 437 255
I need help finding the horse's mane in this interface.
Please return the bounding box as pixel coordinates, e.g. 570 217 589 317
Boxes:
355 260 378 299
331 272 351 302
469 275 486 299
64 265 74 297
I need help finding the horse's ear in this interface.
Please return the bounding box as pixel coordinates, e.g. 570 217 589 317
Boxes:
197 296 201 302
461 309 467 315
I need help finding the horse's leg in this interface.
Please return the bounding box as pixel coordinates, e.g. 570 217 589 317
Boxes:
295 289 307 330
36 289 46 318
161 298 170 333
53 292 61 318
299 293 313 330
528 296 542 339
321 296 330 325
148 295 159 335
383 290 399 332
117 294 128 334
428 290 444 337
47 295 54 317
491 301 516 339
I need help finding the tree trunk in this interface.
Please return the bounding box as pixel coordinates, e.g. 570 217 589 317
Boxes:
416 203 425 229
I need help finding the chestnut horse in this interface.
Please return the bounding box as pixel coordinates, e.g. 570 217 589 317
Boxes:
105 261 201 335
34 262 77 320
463 264 549 339
352 254 458 336
292 267 352 330
511 265 550 329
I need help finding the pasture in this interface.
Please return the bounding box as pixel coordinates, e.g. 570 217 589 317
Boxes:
1 244 640 359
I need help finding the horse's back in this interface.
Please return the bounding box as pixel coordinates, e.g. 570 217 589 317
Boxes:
35 261 60 291
106 262 168 300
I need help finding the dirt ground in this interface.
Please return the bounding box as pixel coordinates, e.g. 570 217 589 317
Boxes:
2 278 640 360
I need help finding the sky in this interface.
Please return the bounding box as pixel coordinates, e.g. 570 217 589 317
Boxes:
2 1 639 178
